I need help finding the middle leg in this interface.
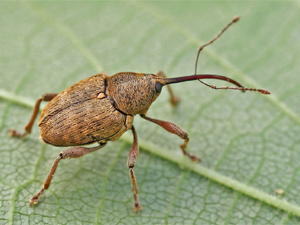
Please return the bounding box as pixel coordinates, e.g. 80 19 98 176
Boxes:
127 125 142 213
155 70 179 107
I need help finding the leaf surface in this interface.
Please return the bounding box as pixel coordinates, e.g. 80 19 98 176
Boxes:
1 1 300 224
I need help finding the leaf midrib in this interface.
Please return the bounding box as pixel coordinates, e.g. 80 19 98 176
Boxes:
2 90 300 217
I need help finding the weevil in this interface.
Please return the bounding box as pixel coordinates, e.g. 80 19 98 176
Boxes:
9 16 270 213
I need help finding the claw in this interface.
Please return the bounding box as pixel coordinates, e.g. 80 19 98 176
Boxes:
8 129 27 138
29 188 44 206
134 202 142 213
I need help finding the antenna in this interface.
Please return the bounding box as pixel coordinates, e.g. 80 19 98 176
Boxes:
194 16 240 75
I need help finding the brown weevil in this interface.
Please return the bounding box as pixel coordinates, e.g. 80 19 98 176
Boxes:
9 16 270 213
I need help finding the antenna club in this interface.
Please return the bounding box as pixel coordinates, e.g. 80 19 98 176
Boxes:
233 16 240 22
259 89 271 95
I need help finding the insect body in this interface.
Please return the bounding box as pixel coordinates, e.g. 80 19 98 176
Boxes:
9 16 270 213
39 73 132 146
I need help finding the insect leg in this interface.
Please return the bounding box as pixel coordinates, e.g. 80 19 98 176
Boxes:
155 71 179 107
9 93 58 137
141 114 200 162
127 125 142 213
29 142 107 206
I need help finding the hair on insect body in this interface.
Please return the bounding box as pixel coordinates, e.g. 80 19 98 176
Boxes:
9 16 270 213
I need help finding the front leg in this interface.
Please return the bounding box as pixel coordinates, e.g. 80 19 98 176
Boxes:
141 114 200 162
127 126 142 213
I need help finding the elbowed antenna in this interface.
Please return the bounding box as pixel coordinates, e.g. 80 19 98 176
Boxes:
159 16 270 95
160 74 270 95
194 16 240 75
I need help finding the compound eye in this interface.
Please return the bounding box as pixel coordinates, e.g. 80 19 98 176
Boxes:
155 82 163 93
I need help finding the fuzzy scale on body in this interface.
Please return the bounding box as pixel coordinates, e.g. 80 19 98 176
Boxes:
38 72 159 146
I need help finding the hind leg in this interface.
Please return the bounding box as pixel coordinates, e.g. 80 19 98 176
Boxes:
9 93 58 137
30 142 107 205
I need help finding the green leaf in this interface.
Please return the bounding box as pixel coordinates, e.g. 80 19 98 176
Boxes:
1 1 300 224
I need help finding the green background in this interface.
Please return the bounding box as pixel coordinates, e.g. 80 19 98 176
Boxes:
1 1 300 224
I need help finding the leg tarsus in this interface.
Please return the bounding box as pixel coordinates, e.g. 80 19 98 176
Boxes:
130 168 142 213
179 138 200 162
30 188 45 206
8 129 28 138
